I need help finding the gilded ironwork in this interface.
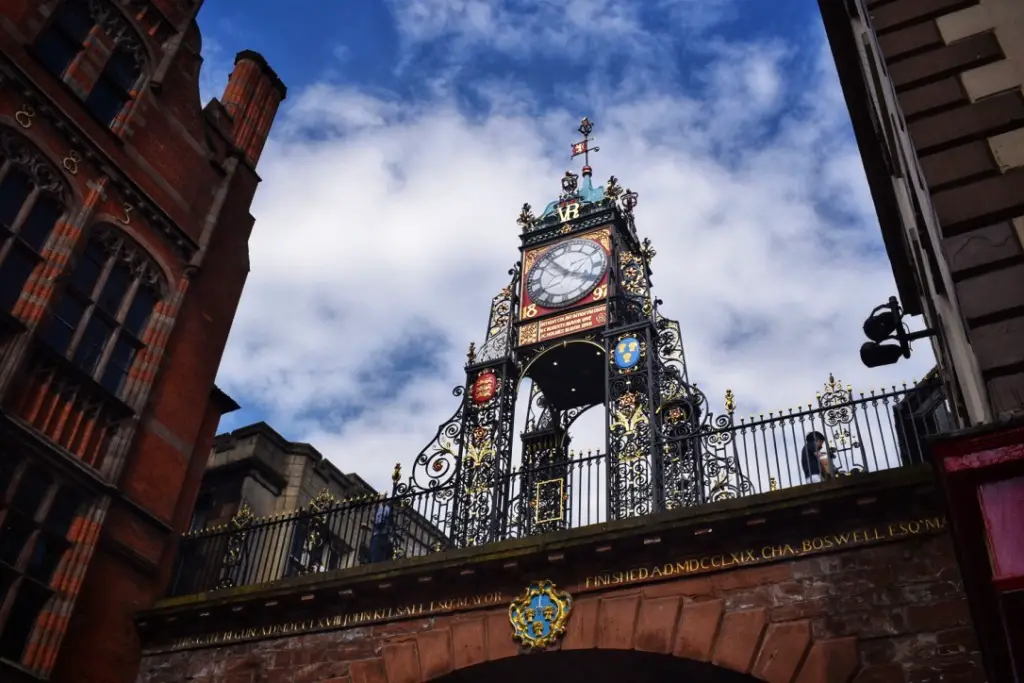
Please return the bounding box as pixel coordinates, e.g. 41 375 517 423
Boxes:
293 488 339 574
620 188 639 215
560 171 579 198
606 327 657 519
640 237 656 263
517 203 536 233
170 372 945 595
816 373 866 474
509 581 573 650
216 502 256 589
476 265 518 364
604 175 623 202
401 264 522 548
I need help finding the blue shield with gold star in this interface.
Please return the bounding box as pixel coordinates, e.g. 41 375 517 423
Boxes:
613 337 641 370
509 580 573 649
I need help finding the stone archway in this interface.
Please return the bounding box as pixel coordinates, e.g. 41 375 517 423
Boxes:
347 594 861 683
431 649 760 683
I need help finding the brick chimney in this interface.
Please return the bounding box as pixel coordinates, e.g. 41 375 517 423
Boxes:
221 50 287 167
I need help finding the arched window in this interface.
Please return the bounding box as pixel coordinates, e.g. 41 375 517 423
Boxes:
0 453 85 663
43 227 162 397
85 44 142 126
31 0 95 79
0 131 67 313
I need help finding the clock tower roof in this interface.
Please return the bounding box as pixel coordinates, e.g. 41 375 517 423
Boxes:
516 117 638 238
539 172 606 218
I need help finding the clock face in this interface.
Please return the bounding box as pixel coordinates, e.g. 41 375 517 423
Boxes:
526 238 608 309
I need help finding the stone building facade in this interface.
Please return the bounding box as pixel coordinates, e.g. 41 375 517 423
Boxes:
0 1 283 681
191 421 380 531
817 0 1024 678
815 1 1024 679
819 0 1024 425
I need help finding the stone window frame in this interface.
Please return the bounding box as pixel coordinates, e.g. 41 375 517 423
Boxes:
30 0 149 130
0 449 87 665
41 223 165 399
0 128 70 316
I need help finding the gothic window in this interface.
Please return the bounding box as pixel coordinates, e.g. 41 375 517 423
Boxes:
0 451 85 663
32 0 95 79
33 0 146 129
84 45 142 126
43 227 162 397
0 131 67 314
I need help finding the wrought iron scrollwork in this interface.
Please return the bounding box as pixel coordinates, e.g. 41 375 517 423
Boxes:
293 488 338 574
399 385 465 495
217 502 255 589
606 331 656 519
653 317 752 509
817 374 866 475
454 368 517 547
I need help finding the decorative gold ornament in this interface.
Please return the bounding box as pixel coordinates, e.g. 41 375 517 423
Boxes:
640 237 656 262
308 487 338 514
229 502 255 530
610 392 647 436
509 580 573 650
116 203 133 225
62 150 81 175
14 104 35 128
517 203 536 232
604 175 622 201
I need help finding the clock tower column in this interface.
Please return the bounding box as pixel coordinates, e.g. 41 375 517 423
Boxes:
453 272 520 547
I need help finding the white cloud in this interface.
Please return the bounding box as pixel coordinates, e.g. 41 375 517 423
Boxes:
211 6 937 497
197 35 232 106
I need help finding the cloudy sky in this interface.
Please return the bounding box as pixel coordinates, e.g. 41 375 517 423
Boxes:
196 0 936 492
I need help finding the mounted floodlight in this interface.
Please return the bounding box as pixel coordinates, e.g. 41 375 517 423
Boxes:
859 296 935 368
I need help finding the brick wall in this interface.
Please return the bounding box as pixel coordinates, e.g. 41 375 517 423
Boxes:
0 2 285 681
136 533 984 683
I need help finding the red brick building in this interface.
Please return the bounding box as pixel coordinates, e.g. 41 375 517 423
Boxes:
0 0 284 680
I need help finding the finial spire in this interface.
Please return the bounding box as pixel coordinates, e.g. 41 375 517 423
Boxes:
570 116 600 177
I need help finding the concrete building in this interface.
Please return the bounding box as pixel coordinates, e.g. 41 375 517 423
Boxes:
0 1 284 680
170 422 450 596
817 0 1024 679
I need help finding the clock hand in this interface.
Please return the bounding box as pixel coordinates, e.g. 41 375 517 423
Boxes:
549 261 574 277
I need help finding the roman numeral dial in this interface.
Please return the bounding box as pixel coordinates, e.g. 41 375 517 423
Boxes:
526 238 608 309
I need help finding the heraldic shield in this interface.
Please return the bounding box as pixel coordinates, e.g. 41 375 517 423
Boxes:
509 580 573 649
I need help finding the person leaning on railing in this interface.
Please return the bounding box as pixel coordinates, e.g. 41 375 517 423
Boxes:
368 497 394 563
801 431 837 484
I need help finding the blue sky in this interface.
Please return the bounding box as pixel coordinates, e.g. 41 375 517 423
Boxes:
196 0 937 489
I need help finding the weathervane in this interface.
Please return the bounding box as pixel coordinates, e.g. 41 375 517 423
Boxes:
570 116 600 175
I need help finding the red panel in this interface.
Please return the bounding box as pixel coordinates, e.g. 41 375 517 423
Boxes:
944 444 1024 473
979 476 1024 581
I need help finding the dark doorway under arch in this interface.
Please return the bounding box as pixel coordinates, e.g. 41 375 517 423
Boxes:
431 649 761 683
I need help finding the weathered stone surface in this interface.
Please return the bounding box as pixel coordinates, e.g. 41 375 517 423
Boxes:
137 534 985 683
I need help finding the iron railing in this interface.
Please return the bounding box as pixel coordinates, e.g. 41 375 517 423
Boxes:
169 374 951 597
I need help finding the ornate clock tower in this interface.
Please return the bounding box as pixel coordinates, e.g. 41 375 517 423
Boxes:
401 118 730 548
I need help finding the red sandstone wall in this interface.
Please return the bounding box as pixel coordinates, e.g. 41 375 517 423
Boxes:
136 534 983 683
